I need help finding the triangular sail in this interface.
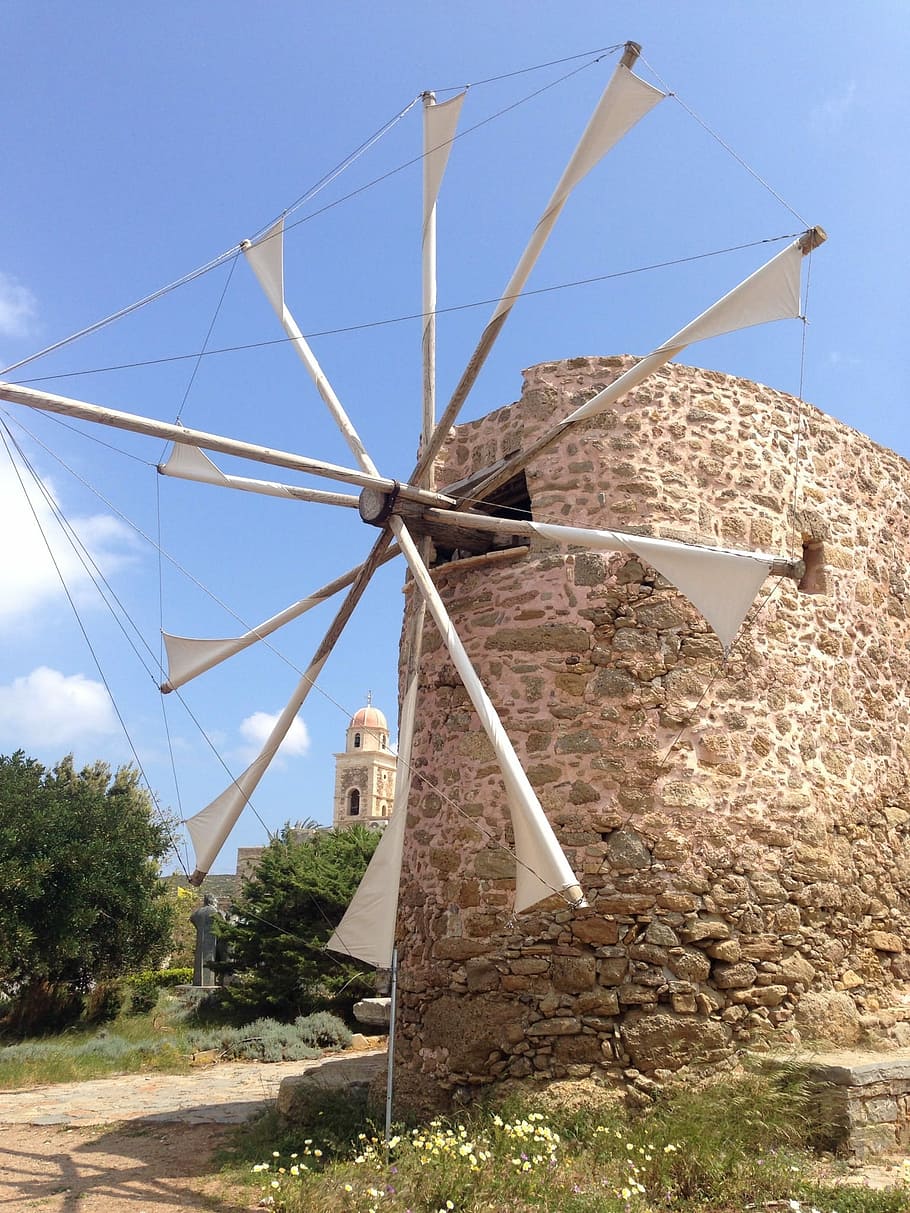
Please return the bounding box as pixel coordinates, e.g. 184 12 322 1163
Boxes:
566 236 807 426
532 523 773 652
412 48 666 484
424 91 465 216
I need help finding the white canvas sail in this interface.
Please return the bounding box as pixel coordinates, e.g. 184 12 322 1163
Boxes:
532 523 773 652
424 91 465 215
490 64 665 325
566 237 806 426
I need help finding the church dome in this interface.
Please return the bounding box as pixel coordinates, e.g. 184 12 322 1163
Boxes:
350 704 388 732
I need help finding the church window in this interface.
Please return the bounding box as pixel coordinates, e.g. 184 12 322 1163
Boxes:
348 789 360 816
354 732 361 748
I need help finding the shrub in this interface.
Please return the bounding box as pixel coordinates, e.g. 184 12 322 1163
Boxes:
127 967 194 1015
186 1014 346 1062
83 981 125 1024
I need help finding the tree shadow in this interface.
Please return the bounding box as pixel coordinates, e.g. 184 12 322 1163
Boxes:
0 1112 255 1210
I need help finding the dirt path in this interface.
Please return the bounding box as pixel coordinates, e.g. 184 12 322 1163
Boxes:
0 1121 248 1211
0 1053 384 1211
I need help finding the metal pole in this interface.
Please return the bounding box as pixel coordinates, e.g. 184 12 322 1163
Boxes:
384 944 399 1157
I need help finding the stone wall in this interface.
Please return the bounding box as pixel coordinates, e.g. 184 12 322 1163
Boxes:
393 355 910 1107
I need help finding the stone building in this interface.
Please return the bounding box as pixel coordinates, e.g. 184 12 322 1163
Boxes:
236 698 396 877
392 354 910 1109
332 700 398 830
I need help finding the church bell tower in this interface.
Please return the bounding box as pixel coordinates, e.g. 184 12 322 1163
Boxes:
332 696 397 830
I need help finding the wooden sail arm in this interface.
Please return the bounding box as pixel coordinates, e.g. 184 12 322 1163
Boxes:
454 227 828 507
0 381 456 510
410 42 665 487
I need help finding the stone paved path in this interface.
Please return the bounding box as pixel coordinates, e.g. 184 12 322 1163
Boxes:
0 1054 374 1126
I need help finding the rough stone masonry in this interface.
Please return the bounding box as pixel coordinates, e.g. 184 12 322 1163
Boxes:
391 354 910 1110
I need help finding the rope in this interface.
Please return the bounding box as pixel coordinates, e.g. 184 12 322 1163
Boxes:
638 53 809 227
0 423 192 879
2 44 618 382
11 234 798 386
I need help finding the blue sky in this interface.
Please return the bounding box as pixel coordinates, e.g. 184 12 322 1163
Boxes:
1 3 906 876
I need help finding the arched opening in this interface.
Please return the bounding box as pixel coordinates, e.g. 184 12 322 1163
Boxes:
348 789 360 816
353 732 361 749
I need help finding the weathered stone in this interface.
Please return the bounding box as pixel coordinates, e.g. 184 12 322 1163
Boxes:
278 1053 387 1120
527 1017 581 1036
465 959 500 992
668 948 711 983
551 955 596 993
620 1011 731 1071
353 997 391 1027
794 991 862 1045
868 931 903 953
713 962 758 989
645 922 680 947
571 917 620 946
778 953 817 987
433 937 492 961
605 829 651 871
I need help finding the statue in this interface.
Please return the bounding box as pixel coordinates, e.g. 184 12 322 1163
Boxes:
190 893 227 987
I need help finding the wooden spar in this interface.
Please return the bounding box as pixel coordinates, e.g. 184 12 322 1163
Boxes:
0 380 455 510
187 527 394 884
242 230 382 480
361 495 806 581
421 89 438 483
389 514 585 909
159 453 360 508
160 542 401 692
411 41 660 487
459 228 829 506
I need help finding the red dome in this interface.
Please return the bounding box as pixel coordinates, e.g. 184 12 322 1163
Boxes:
350 705 388 732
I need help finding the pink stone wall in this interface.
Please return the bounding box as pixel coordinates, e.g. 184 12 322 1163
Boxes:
394 356 910 1104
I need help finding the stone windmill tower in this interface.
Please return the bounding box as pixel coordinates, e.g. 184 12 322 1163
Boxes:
1 43 842 1120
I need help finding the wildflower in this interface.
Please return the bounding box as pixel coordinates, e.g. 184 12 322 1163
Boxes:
270 1180 280 1188
343 1183 353 1193
272 1151 280 1158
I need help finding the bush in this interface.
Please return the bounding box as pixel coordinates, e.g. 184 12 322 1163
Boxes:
84 981 125 1024
127 967 194 1015
186 1012 349 1062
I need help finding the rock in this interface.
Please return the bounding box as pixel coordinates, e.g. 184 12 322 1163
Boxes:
868 931 903 953
794 990 862 1045
278 1053 387 1120
778 953 817 987
572 917 620 946
713 962 758 990
349 1033 384 1051
354 997 391 1028
551 955 596 993
620 1010 731 1072
605 829 652 871
527 1017 581 1036
668 947 711 983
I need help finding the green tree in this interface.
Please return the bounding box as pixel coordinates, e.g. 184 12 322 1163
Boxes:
217 824 381 1022
0 751 174 1032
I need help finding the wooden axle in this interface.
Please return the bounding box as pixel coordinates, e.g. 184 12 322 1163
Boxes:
359 487 807 581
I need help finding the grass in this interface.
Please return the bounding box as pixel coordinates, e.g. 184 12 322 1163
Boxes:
219 1070 910 1213
0 998 354 1088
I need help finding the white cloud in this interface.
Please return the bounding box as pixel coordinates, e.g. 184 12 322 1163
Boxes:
809 81 857 134
0 459 137 627
238 710 310 764
0 666 118 748
0 272 38 340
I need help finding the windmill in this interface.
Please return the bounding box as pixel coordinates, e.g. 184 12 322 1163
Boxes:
0 42 823 1113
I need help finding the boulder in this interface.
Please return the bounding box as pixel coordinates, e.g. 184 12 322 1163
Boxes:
278 1053 387 1121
